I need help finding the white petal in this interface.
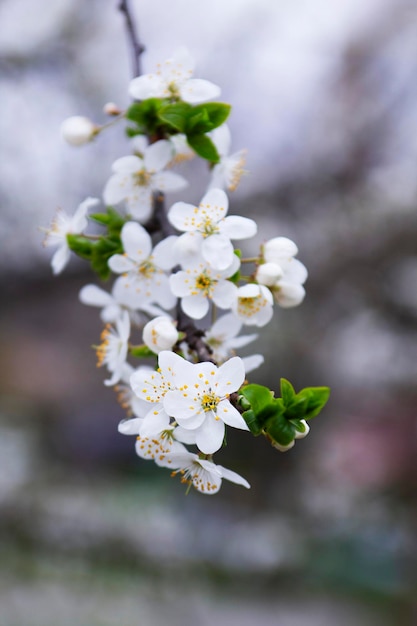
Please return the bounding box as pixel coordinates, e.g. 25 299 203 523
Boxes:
152 171 188 192
163 391 201 421
217 400 248 430
140 408 170 437
281 258 308 284
242 354 264 374
121 222 152 262
71 196 98 231
195 415 225 454
210 124 231 157
118 417 143 435
202 235 234 270
209 312 242 340
180 78 221 104
218 465 250 489
168 201 199 232
199 188 228 218
212 280 238 309
126 190 153 222
181 294 209 319
108 254 136 274
172 46 195 74
79 284 114 307
144 140 173 172
152 236 179 270
51 245 70 275
169 271 191 297
215 357 245 395
128 74 166 100
275 283 306 308
112 155 144 174
221 216 257 240
263 237 298 262
103 174 132 205
228 333 258 349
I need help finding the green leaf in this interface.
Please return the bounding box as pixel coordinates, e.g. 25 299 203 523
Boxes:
280 378 296 406
295 386 330 420
264 412 295 446
158 102 192 132
185 103 231 134
242 409 263 436
66 234 93 260
240 384 274 415
186 133 219 163
126 98 164 134
91 236 123 281
130 345 156 359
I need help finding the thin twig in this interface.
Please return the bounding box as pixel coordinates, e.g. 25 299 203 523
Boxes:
118 0 145 78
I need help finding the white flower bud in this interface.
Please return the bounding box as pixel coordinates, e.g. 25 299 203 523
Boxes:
263 236 298 263
255 262 283 286
60 116 97 146
143 316 179 354
294 420 310 439
272 439 295 452
103 102 122 116
273 282 306 308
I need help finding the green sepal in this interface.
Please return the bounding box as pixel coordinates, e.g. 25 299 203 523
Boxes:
186 133 220 163
126 98 164 134
186 103 231 134
130 345 156 359
66 234 93 260
90 208 125 236
90 236 123 280
241 409 263 436
158 102 192 132
264 412 296 446
280 378 296 405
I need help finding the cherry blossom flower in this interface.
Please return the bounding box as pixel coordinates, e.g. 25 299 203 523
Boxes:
79 282 164 324
142 316 179 354
128 47 221 104
103 140 187 222
231 284 274 327
115 364 150 418
95 311 130 386
163 355 249 454
43 197 99 275
130 351 194 437
257 237 308 308
169 256 239 320
207 124 246 191
168 188 256 270
167 451 250 494
205 312 258 362
135 430 188 467
108 221 177 310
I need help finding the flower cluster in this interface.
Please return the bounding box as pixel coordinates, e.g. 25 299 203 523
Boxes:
44 47 329 495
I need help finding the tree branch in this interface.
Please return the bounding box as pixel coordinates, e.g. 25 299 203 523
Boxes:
118 0 145 78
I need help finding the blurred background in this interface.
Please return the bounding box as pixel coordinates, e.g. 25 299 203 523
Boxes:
1 0 417 624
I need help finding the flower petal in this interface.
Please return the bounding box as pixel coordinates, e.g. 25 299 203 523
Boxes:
128 74 166 100
121 222 152 262
199 188 228 219
181 294 209 319
51 245 70 275
103 174 133 205
202 235 234 270
112 155 143 174
195 415 225 454
218 465 250 489
216 400 249 430
212 280 238 309
168 201 199 232
118 417 143 435
221 215 257 240
108 254 136 274
180 79 221 104
152 236 179 270
215 357 245 395
144 140 173 172
79 284 114 307
153 171 188 192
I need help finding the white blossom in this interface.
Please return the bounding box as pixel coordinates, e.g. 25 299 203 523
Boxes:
167 451 250 494
143 316 179 354
60 116 97 146
163 355 249 454
103 140 187 222
79 282 164 324
232 284 274 327
96 311 130 386
205 312 258 362
168 188 256 270
128 47 221 104
208 125 246 192
43 197 98 275
169 257 239 320
259 237 308 308
108 221 177 310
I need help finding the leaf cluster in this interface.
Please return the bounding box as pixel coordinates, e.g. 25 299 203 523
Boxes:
126 98 231 163
66 208 125 280
239 379 330 446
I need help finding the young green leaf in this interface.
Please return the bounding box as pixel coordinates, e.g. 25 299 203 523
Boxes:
130 345 157 359
186 103 231 134
186 134 219 163
240 384 274 416
66 234 93 260
280 378 296 406
264 412 295 446
158 102 192 132
241 409 263 436
295 386 330 420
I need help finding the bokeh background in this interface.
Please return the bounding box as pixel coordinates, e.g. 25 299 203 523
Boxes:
1 0 417 624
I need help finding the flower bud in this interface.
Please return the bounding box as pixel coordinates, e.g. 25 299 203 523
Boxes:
60 116 97 146
263 236 298 263
255 262 283 286
143 316 179 354
103 102 122 116
272 439 295 452
294 420 310 439
272 282 306 308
